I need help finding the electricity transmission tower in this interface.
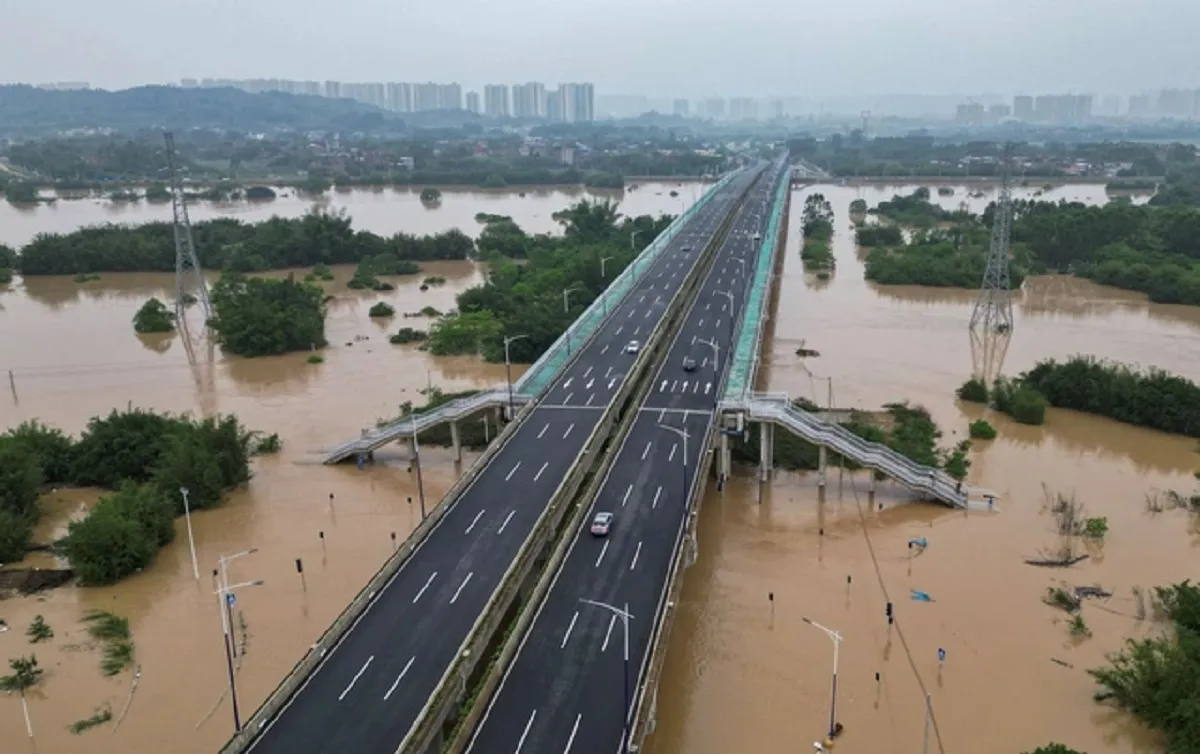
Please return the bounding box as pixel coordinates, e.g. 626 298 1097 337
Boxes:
969 144 1015 334
165 132 212 323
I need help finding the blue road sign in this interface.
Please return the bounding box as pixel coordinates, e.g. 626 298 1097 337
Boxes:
226 592 236 608
937 647 946 664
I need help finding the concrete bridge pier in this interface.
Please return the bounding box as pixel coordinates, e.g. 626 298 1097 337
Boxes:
817 444 828 501
717 429 731 484
758 421 773 482
450 421 462 463
867 472 878 509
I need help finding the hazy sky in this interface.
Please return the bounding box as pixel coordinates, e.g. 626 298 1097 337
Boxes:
4 0 1198 96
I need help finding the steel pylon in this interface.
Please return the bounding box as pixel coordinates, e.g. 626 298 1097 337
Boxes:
969 144 1014 334
165 132 212 324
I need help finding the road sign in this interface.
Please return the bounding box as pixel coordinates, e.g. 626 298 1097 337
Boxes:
937 647 946 664
226 592 236 608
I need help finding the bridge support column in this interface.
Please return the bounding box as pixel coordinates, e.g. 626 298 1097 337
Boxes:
868 472 878 509
758 422 773 482
718 431 731 483
450 421 462 463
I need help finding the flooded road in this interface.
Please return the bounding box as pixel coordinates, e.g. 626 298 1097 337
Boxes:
2 182 1197 753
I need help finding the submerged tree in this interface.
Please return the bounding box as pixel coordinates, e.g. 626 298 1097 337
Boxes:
132 298 175 334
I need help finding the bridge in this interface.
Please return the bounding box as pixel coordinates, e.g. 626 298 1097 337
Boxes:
224 157 987 754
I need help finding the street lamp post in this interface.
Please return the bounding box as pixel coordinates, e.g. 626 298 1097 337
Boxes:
215 577 264 733
503 334 529 421
802 616 843 740
629 230 641 251
698 338 721 380
580 599 635 754
714 290 735 339
563 286 583 355
657 423 691 508
180 487 199 581
217 548 258 659
601 256 615 278
411 410 426 520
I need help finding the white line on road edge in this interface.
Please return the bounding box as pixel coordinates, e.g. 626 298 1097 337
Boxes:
412 572 438 603
515 709 537 753
537 424 549 439
595 540 610 567
506 461 522 481
338 656 374 701
561 612 579 649
450 572 473 604
621 484 633 507
563 423 575 439
465 509 486 535
631 541 643 570
641 441 652 460
534 461 549 481
563 713 583 754
601 615 616 652
668 444 677 462
498 510 516 535
652 486 663 509
383 657 415 701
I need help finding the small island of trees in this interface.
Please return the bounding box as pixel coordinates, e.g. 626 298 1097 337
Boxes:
799 193 834 274
132 298 175 334
209 274 328 358
419 187 442 204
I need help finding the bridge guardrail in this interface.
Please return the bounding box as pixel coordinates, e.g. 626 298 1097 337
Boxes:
514 170 739 398
400 169 755 754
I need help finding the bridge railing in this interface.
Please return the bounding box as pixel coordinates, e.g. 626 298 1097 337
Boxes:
724 161 791 399
514 171 739 398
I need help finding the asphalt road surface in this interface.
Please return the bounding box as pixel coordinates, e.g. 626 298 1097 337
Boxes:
244 168 762 754
465 161 788 754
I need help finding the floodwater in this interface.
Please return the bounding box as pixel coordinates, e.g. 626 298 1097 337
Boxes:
643 184 1199 754
0 182 1196 754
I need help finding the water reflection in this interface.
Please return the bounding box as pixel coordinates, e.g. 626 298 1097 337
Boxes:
969 328 1011 384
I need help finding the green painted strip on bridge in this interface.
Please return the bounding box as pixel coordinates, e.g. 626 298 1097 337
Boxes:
514 172 739 398
724 167 790 399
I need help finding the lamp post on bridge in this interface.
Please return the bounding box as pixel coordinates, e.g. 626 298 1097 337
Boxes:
802 616 843 742
563 286 583 356
656 422 691 510
579 598 635 754
411 410 427 520
503 334 529 422
714 290 736 340
217 548 258 659
214 573 264 733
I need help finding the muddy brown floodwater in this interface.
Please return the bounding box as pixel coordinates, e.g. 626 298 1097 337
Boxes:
0 182 1196 754
643 184 1199 754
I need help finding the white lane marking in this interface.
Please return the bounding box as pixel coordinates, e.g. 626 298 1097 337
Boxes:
644 309 651 318
605 366 612 378
607 378 616 389
563 423 575 439
601 615 616 652
633 326 641 336
585 378 594 390
631 541 643 570
498 510 516 534
716 318 722 329
659 380 667 393
669 444 677 462
450 572 474 604
653 486 663 509
413 572 438 603
564 392 574 403
563 378 573 389
465 510 486 534
705 302 710 310
538 423 549 439
616 325 624 335
595 540 610 567
339 656 374 701
583 366 593 378
561 611 579 649
682 380 690 392
659 408 666 422
506 461 522 481
601 344 609 355
702 357 708 368
621 484 633 507
382 656 415 701
663 283 670 291
705 382 713 394
534 461 549 481
564 713 582 754
585 393 595 406
693 381 700 394
699 318 705 328
642 441 652 460
515 709 537 753
639 294 645 303
671 380 679 391
627 309 634 318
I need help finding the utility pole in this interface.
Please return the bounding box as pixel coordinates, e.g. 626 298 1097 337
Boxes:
969 143 1015 335
165 132 212 323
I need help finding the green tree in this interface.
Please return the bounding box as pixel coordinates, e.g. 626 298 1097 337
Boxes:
71 409 179 488
209 273 327 357
0 508 34 563
1024 745 1085 754
4 420 74 484
427 310 504 356
0 438 43 521
132 298 175 334
60 482 174 585
419 187 442 203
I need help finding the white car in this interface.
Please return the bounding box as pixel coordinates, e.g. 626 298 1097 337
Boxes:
624 340 641 354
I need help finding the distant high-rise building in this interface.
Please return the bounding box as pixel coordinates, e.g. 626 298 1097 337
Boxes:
1128 93 1152 117
546 89 564 121
513 82 547 118
768 99 784 120
1012 95 1034 120
988 103 1011 121
955 102 985 126
465 91 481 114
439 83 463 110
414 82 441 111
484 84 511 117
702 97 726 119
325 80 342 99
557 82 594 122
180 78 199 88
387 82 414 112
729 97 757 120
673 98 690 117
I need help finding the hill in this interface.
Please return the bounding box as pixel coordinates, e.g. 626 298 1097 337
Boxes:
0 85 405 136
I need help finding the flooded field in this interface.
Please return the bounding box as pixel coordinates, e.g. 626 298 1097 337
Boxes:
1 182 1197 753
